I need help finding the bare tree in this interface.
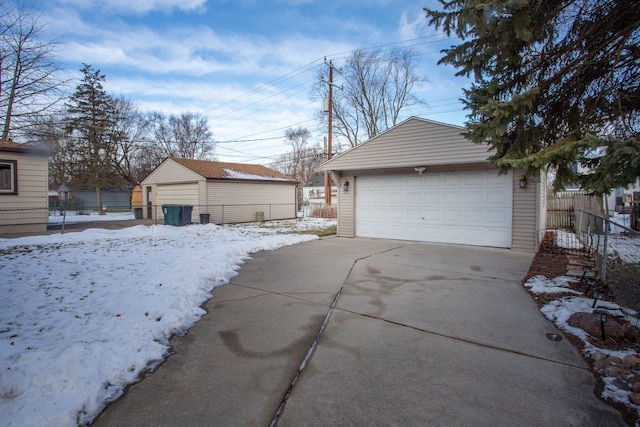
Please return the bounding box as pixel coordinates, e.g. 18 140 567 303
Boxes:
317 48 424 148
23 112 71 187
0 1 66 140
272 127 323 203
148 111 215 160
109 95 155 185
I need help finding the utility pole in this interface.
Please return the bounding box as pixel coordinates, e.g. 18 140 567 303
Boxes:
322 58 340 205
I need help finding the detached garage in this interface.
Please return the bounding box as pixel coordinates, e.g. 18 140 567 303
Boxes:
142 158 298 224
321 117 546 252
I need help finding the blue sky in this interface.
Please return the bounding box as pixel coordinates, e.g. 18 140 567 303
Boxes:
25 0 471 164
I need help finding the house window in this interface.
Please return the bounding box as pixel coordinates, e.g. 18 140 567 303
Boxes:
0 159 17 194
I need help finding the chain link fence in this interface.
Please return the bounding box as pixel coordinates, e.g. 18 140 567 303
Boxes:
0 207 49 226
574 210 640 312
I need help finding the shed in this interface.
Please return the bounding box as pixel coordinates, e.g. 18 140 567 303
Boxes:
141 158 298 224
0 140 49 234
321 117 546 252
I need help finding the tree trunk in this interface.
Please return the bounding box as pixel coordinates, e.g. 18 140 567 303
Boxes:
96 186 104 215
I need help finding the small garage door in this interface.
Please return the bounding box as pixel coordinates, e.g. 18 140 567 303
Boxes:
356 170 512 248
156 183 199 221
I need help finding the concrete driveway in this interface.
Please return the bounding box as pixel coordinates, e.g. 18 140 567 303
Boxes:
93 237 628 426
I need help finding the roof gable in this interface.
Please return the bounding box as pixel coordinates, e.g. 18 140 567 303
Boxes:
321 117 492 172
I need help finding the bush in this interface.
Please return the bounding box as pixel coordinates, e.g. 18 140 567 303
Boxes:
311 205 337 218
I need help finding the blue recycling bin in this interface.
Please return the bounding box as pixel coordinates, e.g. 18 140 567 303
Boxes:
161 205 180 226
179 205 193 226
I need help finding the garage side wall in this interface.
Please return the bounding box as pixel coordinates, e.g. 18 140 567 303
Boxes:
205 181 296 223
511 170 538 252
337 175 355 237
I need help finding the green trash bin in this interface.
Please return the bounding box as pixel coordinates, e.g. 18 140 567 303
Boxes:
256 211 264 222
162 204 181 226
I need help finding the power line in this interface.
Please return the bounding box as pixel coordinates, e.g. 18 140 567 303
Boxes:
207 35 455 128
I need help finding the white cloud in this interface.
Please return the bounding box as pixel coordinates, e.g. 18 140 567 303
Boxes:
55 0 207 15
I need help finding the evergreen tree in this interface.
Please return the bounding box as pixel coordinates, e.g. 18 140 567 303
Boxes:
65 64 120 209
425 0 640 194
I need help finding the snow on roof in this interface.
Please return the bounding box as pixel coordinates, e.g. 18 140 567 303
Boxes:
223 168 290 181
171 158 294 182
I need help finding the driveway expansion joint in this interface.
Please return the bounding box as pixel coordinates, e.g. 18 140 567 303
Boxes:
337 307 589 371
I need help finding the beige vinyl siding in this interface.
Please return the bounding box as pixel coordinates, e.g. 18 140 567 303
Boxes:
143 158 203 185
155 183 200 222
337 175 355 237
0 152 48 232
322 118 491 171
205 181 296 223
511 170 537 252
536 172 547 249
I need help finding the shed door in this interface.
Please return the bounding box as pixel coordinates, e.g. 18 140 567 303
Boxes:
356 170 512 248
155 183 200 221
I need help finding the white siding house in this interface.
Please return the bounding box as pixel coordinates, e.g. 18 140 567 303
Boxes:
0 140 49 234
141 158 298 224
321 117 545 252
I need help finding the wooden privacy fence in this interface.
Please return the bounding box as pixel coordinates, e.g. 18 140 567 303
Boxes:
547 191 605 229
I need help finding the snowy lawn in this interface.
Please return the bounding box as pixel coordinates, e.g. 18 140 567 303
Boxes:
0 219 334 426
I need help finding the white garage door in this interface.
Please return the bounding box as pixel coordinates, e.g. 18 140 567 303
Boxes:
356 170 512 248
156 183 199 221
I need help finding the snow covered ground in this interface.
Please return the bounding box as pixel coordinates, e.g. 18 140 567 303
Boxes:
0 219 334 427
48 211 135 224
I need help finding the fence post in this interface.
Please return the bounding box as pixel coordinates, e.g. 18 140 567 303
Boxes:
602 219 609 281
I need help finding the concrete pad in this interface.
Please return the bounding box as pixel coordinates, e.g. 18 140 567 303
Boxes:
94 287 327 426
279 309 624 426
340 244 583 364
93 237 628 427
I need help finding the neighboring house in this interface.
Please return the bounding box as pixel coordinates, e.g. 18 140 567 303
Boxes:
566 163 640 215
303 171 337 205
56 185 132 212
608 180 640 215
141 158 298 223
320 117 546 252
0 140 49 234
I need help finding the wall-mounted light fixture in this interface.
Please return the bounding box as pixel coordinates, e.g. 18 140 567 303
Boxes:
414 167 426 176
343 180 350 191
519 176 528 189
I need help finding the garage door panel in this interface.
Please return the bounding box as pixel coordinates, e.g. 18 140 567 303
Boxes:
356 170 512 248
487 173 510 185
487 210 509 224
424 191 440 203
424 175 440 186
487 190 509 205
406 209 423 221
465 209 484 222
389 192 405 204
465 172 483 185
465 191 484 204
444 174 463 186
